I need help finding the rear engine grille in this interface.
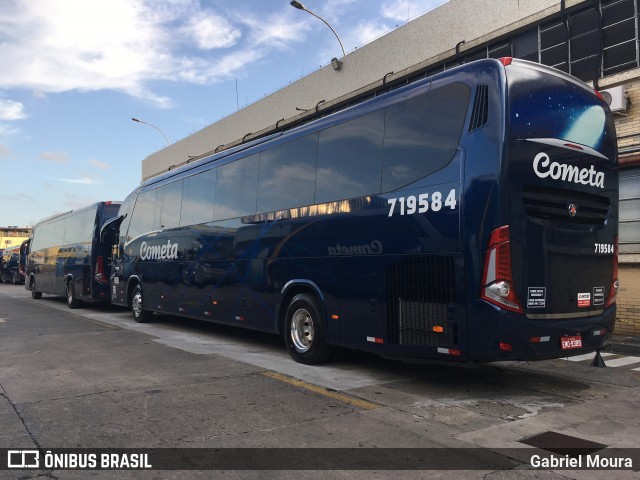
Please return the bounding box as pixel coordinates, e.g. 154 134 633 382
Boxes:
386 256 456 347
522 185 610 226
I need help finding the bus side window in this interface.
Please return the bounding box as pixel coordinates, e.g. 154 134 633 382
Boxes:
382 82 470 192
128 189 157 240
180 170 216 227
258 134 318 213
214 153 260 220
316 110 384 203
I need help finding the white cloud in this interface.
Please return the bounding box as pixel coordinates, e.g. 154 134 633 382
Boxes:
0 1 315 107
185 12 241 50
0 124 20 136
0 100 26 120
89 159 110 170
55 176 100 185
39 151 69 164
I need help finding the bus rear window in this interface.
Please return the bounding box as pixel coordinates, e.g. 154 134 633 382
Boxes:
507 65 616 160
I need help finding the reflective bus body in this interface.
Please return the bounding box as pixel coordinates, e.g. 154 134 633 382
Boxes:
26 202 121 308
109 59 618 364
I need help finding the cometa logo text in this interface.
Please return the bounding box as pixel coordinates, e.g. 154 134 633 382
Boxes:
533 152 605 188
140 240 179 261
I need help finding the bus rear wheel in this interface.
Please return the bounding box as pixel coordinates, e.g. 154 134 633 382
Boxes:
66 281 79 309
131 285 152 323
284 293 332 365
30 278 42 299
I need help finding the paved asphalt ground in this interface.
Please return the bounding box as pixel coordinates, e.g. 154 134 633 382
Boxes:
0 284 639 479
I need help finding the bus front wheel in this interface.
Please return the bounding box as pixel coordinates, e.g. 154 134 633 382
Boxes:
131 285 152 323
284 294 332 365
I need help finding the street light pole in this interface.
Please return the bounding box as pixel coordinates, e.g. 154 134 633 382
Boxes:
290 1 346 69
131 117 170 146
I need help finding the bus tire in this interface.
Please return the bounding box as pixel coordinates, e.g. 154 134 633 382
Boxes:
284 293 332 365
66 281 79 309
131 285 152 323
30 278 42 299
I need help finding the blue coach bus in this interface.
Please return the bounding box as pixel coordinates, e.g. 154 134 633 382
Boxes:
107 58 618 364
26 202 121 308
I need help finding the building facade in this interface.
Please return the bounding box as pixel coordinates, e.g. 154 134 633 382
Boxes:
141 0 640 335
0 227 31 250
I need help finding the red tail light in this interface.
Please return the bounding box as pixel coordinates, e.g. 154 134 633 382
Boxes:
95 255 108 284
606 237 619 308
480 225 524 313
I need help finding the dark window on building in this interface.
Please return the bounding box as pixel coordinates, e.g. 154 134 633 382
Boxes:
620 168 640 254
382 82 471 192
316 110 384 203
569 7 602 81
601 0 639 75
258 134 318 212
513 28 539 62
488 40 511 58
540 18 569 72
214 154 260 220
465 48 489 63
180 169 216 226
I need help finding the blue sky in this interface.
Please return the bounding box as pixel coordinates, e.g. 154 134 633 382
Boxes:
0 0 446 227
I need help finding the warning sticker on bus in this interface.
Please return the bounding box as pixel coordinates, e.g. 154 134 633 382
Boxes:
578 293 591 308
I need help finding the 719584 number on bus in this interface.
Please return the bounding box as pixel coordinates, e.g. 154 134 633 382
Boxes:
387 188 457 217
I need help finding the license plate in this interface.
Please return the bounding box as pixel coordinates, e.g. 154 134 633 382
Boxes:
561 335 582 350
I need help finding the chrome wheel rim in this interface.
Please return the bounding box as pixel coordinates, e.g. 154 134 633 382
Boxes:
132 291 143 318
290 308 314 353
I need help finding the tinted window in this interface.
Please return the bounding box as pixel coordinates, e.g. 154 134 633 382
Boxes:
118 193 137 245
180 169 216 226
33 220 64 251
382 82 470 191
258 135 317 212
63 208 96 244
128 189 157 240
154 180 183 230
214 154 260 220
316 110 384 203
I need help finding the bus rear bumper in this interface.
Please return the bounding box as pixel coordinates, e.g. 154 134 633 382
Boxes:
470 305 616 362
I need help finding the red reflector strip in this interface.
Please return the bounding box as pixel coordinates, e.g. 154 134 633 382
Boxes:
437 348 461 356
563 143 584 150
499 342 512 351
530 336 551 343
366 336 384 344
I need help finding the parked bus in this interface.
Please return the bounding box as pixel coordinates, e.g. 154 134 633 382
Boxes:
106 58 618 364
26 202 121 308
1 244 24 284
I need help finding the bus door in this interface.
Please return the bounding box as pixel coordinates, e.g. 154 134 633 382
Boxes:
19 239 30 282
101 215 126 303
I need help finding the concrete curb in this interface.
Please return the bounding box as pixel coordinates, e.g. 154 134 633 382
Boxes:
604 335 640 356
